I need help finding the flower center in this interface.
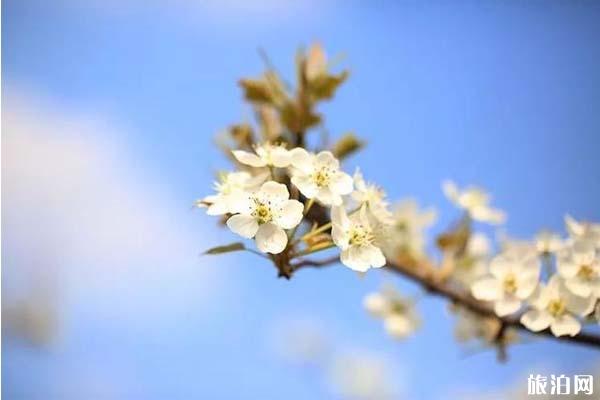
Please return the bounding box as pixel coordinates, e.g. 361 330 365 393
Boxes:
349 225 372 246
391 301 407 315
253 203 272 224
503 274 518 294
313 168 331 187
547 299 566 317
577 264 596 280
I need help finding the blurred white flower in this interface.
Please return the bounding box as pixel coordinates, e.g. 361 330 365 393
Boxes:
328 351 400 400
226 181 303 254
442 180 506 224
557 240 600 298
331 206 386 272
198 170 268 215
232 142 292 168
382 199 436 258
565 214 600 249
452 233 491 287
471 251 540 316
351 169 393 224
534 230 563 255
363 285 420 340
521 275 595 337
290 149 353 206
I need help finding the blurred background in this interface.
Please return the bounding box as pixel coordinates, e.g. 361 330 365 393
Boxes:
2 1 600 399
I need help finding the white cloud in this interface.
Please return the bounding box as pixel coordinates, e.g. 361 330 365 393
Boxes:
1 87 227 334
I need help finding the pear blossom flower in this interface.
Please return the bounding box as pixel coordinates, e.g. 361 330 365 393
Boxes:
198 170 268 215
226 181 303 254
521 275 595 337
534 230 563 255
452 233 490 287
565 214 600 249
557 240 600 298
351 169 393 224
290 149 353 206
442 180 506 224
363 285 420 339
331 206 386 272
232 142 293 168
382 199 436 258
471 251 541 316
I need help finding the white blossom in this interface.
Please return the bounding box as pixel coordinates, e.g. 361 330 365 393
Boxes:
226 181 303 254
290 149 353 206
471 251 540 316
442 180 506 224
198 170 268 215
331 205 386 272
521 275 595 337
557 240 600 298
328 351 399 400
232 142 293 168
351 169 393 224
382 199 436 258
565 214 600 249
363 285 420 340
534 230 563 255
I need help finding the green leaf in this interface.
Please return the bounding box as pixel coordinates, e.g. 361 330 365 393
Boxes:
203 242 246 255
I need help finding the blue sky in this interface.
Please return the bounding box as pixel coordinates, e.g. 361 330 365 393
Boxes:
3 1 600 399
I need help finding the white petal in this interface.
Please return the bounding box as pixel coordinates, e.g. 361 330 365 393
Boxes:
227 191 253 214
270 147 292 168
255 223 288 254
384 315 413 339
340 247 370 272
565 277 593 297
316 187 342 206
226 214 259 238
494 296 521 316
516 275 540 299
442 180 459 203
206 199 229 216
289 147 313 173
315 151 339 169
557 259 579 278
291 175 318 199
550 314 581 337
471 206 506 224
232 150 267 167
363 244 386 268
520 309 553 332
330 172 354 196
331 224 349 249
260 181 289 201
363 293 390 317
331 206 350 228
564 289 595 316
275 200 303 229
471 277 503 301
489 256 512 279
353 168 367 191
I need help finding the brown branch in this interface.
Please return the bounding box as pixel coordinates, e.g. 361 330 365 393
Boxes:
290 255 600 349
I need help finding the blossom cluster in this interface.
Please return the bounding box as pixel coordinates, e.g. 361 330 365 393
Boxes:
199 143 396 271
198 44 599 351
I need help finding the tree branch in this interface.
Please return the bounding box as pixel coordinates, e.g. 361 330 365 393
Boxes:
290 255 600 349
